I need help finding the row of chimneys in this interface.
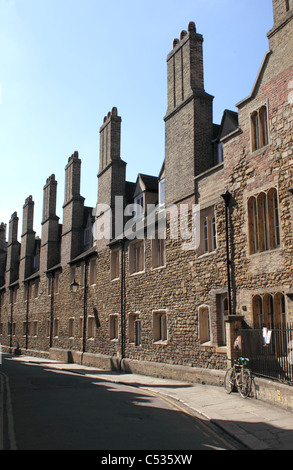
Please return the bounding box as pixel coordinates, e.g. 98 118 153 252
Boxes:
0 105 124 290
0 151 86 289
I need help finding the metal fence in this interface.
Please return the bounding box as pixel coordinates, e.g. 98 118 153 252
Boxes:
238 324 293 385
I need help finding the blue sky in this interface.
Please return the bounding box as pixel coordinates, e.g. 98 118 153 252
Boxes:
0 0 273 238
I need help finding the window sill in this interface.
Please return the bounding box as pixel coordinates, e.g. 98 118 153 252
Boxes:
248 246 281 257
129 270 145 277
196 250 217 260
153 340 168 345
151 265 166 272
250 143 271 156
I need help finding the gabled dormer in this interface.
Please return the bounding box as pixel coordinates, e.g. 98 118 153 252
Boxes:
132 174 158 218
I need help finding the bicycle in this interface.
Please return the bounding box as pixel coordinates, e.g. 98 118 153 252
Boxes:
224 357 252 398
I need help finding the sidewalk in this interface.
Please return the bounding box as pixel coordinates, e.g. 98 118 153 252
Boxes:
8 355 293 450
80 369 293 451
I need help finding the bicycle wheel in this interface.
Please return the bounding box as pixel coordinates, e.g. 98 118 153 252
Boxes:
224 368 236 394
239 369 252 398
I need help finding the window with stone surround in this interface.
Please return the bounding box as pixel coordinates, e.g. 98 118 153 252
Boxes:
89 258 97 285
53 318 59 337
153 310 167 343
252 292 286 328
152 232 166 268
111 249 120 280
197 207 217 255
87 316 95 338
198 306 210 344
32 321 38 337
69 318 75 338
110 314 119 340
248 188 280 255
129 240 144 274
129 313 142 346
251 105 269 151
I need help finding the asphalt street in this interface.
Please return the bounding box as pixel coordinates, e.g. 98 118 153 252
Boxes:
0 354 243 452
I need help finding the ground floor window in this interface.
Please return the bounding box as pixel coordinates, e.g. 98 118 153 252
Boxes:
153 310 167 342
88 316 95 338
69 318 75 338
110 314 119 340
252 292 286 328
198 306 210 344
129 313 142 346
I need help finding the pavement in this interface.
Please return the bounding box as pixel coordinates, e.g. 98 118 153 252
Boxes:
4 355 293 450
83 370 293 451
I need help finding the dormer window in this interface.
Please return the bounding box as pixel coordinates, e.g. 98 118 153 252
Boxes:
159 178 165 207
134 194 144 218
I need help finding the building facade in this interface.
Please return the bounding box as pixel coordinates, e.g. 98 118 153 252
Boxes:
0 0 292 373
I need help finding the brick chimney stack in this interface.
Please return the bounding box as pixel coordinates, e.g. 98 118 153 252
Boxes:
0 223 7 287
61 151 85 264
40 174 60 273
19 196 36 281
97 107 126 240
5 212 20 287
272 0 292 25
164 22 214 206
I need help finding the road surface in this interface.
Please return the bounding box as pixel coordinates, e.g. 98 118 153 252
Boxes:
0 354 243 452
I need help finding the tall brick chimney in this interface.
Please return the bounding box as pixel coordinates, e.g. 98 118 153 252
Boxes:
0 223 7 287
164 22 214 206
19 196 36 281
40 174 60 273
5 212 20 287
61 151 85 264
97 107 126 238
272 0 292 25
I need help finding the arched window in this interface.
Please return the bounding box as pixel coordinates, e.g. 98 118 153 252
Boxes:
251 105 269 151
257 192 269 252
263 294 274 328
274 293 286 327
252 295 263 328
248 188 280 254
248 196 259 254
199 306 210 344
267 188 280 249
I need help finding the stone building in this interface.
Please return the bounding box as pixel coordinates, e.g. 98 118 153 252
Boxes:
0 0 292 376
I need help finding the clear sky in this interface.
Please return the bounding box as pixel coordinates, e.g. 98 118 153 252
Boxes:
0 0 274 239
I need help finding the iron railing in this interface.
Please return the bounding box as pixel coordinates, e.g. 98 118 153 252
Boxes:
238 324 293 385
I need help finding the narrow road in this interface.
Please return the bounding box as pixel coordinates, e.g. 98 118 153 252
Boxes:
0 354 243 452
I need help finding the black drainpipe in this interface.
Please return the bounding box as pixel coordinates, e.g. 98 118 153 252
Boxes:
25 283 29 349
83 260 88 353
120 239 126 360
49 273 54 349
221 190 233 316
10 288 13 349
